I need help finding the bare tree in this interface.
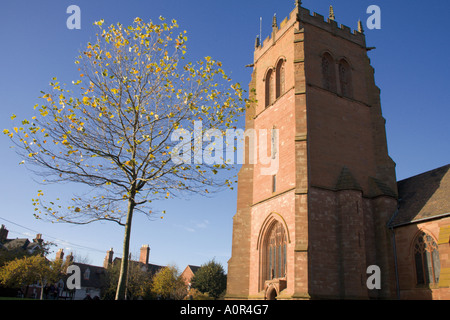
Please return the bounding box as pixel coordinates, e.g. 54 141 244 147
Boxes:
4 17 245 299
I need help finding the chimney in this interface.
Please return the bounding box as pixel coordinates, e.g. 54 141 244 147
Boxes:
0 225 9 243
33 234 43 245
66 252 74 264
55 248 64 261
140 245 150 265
103 248 114 269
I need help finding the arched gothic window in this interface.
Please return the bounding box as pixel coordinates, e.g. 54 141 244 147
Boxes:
338 59 352 98
265 69 274 108
264 221 287 281
414 232 440 286
321 53 336 92
276 59 285 99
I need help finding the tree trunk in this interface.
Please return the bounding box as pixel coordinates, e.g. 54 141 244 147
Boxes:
40 278 45 300
115 194 136 300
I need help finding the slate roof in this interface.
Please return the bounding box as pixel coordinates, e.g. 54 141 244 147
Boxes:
1 238 42 253
187 265 201 274
2 238 30 251
390 164 450 227
74 262 106 289
112 257 164 276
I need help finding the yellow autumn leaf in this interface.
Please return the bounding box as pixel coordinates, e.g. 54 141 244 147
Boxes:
82 96 90 105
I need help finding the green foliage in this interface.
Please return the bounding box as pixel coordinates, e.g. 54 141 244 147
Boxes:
0 241 56 268
190 259 227 299
184 288 215 300
0 255 69 300
101 261 154 300
151 265 186 300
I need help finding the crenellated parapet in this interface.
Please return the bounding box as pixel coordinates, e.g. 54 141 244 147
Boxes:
254 4 366 62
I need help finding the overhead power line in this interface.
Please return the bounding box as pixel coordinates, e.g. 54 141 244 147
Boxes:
0 216 106 254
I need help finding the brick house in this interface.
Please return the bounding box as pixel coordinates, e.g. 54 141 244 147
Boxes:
0 225 44 255
181 265 201 290
226 1 449 300
55 245 165 300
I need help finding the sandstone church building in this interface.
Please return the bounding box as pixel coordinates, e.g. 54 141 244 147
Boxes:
226 1 450 300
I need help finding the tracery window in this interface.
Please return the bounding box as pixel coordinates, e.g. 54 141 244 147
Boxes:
414 232 440 286
265 222 287 281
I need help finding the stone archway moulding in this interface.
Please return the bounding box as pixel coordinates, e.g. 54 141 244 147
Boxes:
256 212 291 251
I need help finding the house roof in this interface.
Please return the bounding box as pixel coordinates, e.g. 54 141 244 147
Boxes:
1 239 43 253
2 238 30 251
186 265 201 274
74 262 106 289
391 164 450 227
112 257 164 276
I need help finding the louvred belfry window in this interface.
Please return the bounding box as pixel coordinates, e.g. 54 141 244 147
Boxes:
321 53 336 92
265 69 274 108
276 59 285 99
338 59 352 98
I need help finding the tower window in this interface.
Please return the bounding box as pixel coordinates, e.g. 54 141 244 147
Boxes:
321 53 336 92
338 59 353 98
276 59 285 99
414 232 440 286
265 69 274 108
272 175 277 193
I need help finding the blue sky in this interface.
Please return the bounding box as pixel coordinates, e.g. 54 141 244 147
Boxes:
0 0 449 272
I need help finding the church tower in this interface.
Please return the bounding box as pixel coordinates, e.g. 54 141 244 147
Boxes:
226 2 399 300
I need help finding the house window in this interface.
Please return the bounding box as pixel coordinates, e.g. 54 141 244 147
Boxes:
265 69 274 108
338 59 353 98
265 222 287 281
276 59 285 99
321 53 336 92
414 232 440 286
84 268 91 281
